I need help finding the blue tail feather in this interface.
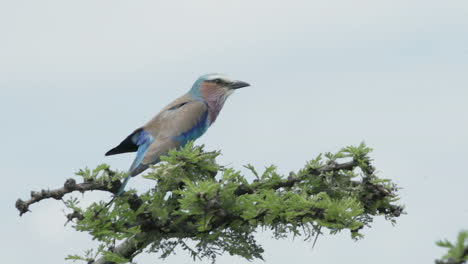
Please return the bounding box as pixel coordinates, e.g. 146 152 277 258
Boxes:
116 175 131 196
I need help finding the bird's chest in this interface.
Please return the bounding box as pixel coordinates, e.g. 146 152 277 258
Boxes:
175 111 210 145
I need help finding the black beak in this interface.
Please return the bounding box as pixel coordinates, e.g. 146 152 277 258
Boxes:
230 80 250 89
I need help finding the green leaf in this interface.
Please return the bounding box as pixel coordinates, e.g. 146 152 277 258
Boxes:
102 252 129 263
65 255 88 262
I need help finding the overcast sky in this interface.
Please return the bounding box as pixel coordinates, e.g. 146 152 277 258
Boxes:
1 0 468 263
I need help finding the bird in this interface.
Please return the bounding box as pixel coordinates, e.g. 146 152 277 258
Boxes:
105 73 250 196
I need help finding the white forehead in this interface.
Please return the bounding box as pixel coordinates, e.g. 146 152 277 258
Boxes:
202 73 233 82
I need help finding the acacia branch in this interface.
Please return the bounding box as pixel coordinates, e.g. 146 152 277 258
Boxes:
15 146 403 264
15 160 357 217
15 178 121 216
234 160 358 195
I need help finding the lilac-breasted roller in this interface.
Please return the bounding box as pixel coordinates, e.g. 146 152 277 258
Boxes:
105 73 250 195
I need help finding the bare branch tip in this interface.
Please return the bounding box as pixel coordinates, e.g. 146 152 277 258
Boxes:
15 199 29 216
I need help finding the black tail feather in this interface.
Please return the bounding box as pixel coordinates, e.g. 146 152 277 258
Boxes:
105 128 143 156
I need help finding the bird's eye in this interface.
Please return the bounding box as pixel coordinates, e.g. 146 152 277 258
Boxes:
213 79 223 85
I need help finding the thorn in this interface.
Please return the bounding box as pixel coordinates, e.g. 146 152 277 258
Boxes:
311 226 322 251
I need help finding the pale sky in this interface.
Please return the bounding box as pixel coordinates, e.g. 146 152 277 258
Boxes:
1 0 468 263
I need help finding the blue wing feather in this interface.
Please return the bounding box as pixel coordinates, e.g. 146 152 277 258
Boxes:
116 130 154 196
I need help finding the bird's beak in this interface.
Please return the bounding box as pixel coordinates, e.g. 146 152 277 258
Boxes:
229 80 250 89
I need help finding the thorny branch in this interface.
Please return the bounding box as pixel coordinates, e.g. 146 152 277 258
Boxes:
90 163 401 264
15 177 121 216
15 156 403 264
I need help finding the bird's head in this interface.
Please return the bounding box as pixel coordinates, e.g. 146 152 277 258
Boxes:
190 73 250 100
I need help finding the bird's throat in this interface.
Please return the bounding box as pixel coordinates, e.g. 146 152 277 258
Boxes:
205 94 228 124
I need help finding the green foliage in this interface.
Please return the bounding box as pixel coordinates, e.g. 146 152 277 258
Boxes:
436 231 468 264
64 142 402 263
66 246 103 263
